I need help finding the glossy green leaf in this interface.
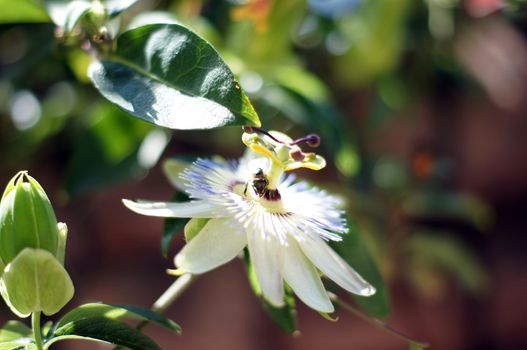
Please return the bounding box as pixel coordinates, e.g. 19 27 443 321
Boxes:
244 250 297 334
0 321 31 342
0 248 74 318
161 192 190 258
0 0 49 24
329 218 390 318
55 303 181 334
89 23 260 130
49 317 160 350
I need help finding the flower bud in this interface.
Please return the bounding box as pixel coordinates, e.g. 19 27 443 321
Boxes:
0 172 59 266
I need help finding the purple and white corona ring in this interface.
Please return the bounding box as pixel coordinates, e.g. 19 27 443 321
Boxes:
123 129 375 313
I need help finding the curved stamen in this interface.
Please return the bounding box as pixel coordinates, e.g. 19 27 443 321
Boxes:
290 134 320 148
243 126 321 148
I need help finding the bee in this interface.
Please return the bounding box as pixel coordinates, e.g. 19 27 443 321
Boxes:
244 168 269 197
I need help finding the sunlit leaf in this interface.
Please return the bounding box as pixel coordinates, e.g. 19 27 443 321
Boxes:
89 23 260 130
0 321 31 342
55 303 181 334
0 0 49 23
0 340 36 350
48 317 160 350
329 218 391 318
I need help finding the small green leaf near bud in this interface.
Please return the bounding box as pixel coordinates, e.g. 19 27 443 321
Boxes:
0 172 59 265
0 248 74 318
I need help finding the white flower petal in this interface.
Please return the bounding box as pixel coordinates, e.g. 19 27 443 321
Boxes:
298 235 376 296
281 239 334 313
247 230 284 307
163 159 191 191
122 199 222 218
175 218 247 273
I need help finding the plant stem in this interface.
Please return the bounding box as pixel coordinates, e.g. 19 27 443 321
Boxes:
112 274 196 350
328 293 430 348
152 273 196 313
32 311 44 350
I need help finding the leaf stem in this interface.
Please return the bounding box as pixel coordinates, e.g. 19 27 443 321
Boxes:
32 311 44 350
328 293 430 348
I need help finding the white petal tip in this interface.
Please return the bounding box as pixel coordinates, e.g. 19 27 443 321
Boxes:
174 254 188 271
263 296 285 308
122 198 136 210
174 252 208 274
359 285 376 297
315 304 335 314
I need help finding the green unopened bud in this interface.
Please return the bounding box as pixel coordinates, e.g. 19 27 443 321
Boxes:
0 172 59 266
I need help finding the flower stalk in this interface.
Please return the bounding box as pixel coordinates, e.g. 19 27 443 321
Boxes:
32 311 44 350
152 273 196 313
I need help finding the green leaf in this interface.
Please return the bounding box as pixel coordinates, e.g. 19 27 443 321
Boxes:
0 0 49 24
405 231 487 295
55 303 181 334
162 192 190 258
0 321 31 342
66 103 168 196
49 317 160 350
0 340 36 350
184 218 209 242
244 250 297 334
402 192 493 232
45 0 92 32
410 344 424 350
329 218 391 318
332 0 411 86
0 248 74 318
89 23 260 130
